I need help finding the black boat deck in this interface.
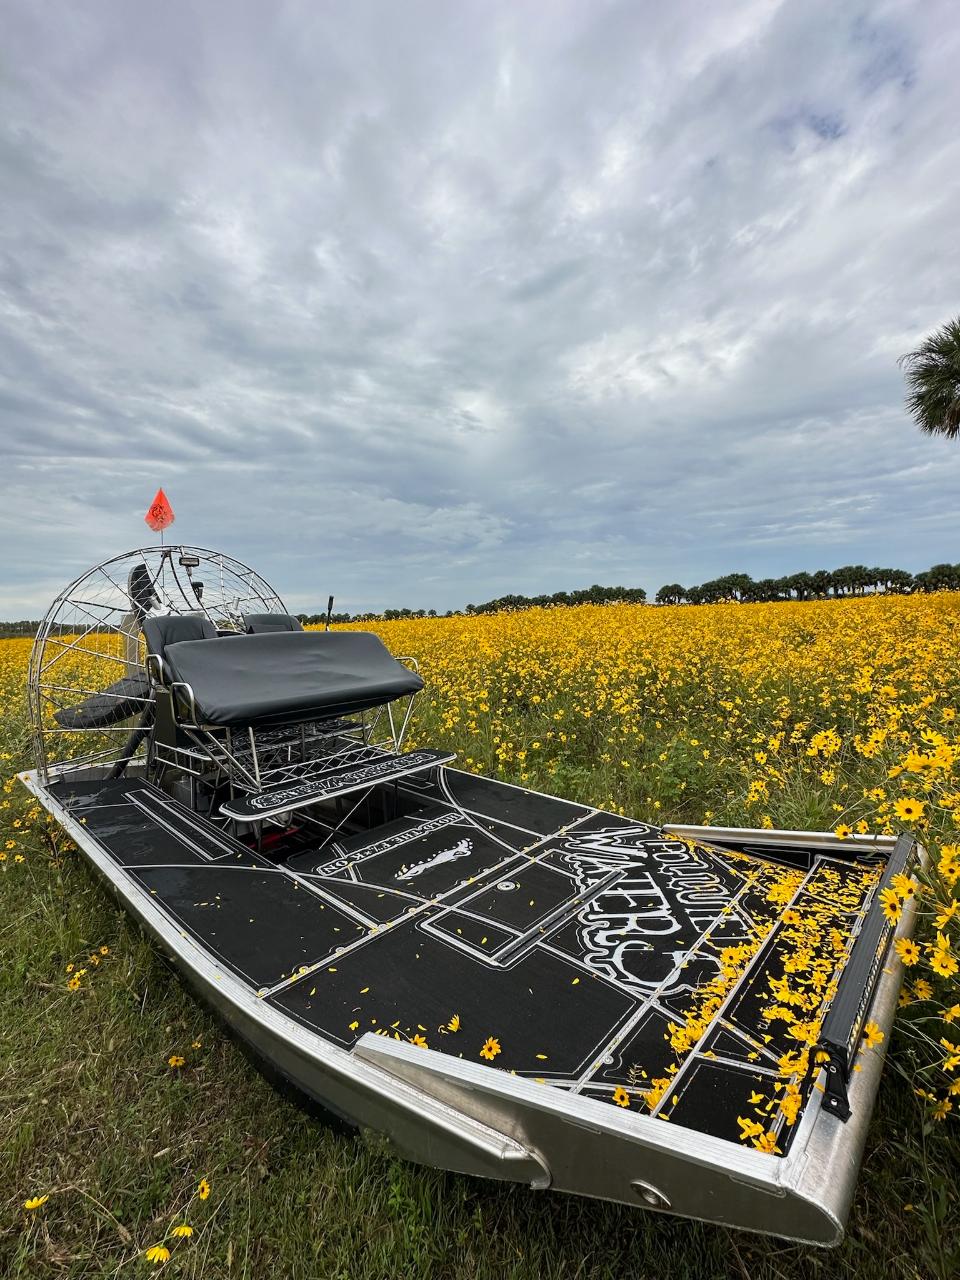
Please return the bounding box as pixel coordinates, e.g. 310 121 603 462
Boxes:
50 768 882 1157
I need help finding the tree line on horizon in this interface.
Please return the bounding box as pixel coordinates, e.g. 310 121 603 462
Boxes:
654 562 960 605
297 583 650 624
299 565 960 620
333 562 960 619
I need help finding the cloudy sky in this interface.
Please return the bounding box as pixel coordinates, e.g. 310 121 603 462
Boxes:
2 0 959 617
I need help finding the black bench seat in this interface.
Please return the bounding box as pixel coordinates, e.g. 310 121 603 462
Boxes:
160 631 423 729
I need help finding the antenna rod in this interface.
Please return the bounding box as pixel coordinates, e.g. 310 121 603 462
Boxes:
325 595 334 631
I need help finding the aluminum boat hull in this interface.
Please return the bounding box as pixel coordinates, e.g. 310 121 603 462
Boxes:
21 763 913 1246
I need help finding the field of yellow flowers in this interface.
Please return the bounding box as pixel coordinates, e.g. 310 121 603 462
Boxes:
2 593 959 1279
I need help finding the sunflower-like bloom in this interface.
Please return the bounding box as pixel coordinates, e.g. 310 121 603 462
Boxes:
893 797 925 822
895 938 920 966
879 888 902 924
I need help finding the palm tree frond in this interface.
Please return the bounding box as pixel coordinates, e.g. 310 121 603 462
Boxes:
900 316 960 439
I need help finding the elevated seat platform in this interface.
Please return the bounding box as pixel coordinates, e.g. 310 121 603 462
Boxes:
221 746 456 821
142 617 432 822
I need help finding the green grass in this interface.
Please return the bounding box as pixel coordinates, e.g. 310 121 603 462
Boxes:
2 712 958 1278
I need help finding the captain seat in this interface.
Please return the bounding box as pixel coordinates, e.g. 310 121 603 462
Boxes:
142 613 218 680
243 612 304 634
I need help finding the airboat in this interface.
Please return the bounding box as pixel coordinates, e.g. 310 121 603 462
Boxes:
20 545 918 1245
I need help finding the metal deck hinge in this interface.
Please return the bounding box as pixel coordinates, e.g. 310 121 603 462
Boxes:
819 1043 851 1122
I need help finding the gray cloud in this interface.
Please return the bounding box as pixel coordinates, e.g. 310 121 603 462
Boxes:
2 0 960 616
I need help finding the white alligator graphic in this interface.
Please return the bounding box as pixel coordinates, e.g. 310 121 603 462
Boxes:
396 838 473 881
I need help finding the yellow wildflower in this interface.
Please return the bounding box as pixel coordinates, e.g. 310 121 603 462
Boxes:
861 1022 884 1050
893 797 924 823
879 888 901 924
894 938 920 967
929 945 958 980
890 873 918 899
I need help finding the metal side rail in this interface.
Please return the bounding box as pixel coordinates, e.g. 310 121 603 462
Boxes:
221 747 456 822
816 832 916 1120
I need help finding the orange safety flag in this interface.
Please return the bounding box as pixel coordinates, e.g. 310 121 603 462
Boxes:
144 488 175 532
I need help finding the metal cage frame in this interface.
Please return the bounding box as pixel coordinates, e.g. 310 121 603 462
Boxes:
28 545 286 781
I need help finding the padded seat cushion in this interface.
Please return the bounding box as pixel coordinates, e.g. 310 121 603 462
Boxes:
243 612 303 633
161 631 423 728
143 614 218 665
